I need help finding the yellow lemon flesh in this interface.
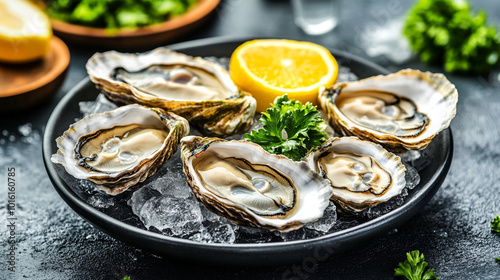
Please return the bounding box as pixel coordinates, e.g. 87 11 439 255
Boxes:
230 39 338 112
0 0 52 63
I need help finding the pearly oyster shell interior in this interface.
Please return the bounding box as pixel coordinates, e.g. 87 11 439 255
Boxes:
51 104 189 195
86 47 256 136
306 137 406 213
181 136 333 232
319 69 458 151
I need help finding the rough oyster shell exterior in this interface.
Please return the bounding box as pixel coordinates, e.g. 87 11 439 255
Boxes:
51 104 189 195
318 69 458 151
86 47 256 136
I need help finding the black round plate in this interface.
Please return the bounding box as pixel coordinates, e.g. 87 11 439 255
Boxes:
42 36 453 266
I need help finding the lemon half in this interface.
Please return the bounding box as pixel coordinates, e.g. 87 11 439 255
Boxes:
230 39 338 112
0 0 52 63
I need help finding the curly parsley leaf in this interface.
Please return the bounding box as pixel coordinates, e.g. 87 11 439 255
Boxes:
403 0 500 74
245 94 327 161
492 215 500 262
492 215 500 234
394 250 437 280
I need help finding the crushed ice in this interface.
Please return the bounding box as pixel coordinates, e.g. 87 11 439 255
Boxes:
72 62 429 244
127 151 237 243
0 123 42 145
79 93 118 116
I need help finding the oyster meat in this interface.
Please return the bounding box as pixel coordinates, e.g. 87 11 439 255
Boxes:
319 69 458 151
181 136 333 232
51 104 189 195
306 137 406 213
86 47 256 136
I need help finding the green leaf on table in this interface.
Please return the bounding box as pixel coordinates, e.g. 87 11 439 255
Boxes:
394 250 437 280
491 215 500 234
491 215 500 263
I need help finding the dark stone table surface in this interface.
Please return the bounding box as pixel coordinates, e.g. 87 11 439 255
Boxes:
1 0 500 279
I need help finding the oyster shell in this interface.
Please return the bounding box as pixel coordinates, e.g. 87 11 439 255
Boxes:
180 136 333 232
306 137 406 213
86 47 256 136
51 104 189 195
318 69 458 151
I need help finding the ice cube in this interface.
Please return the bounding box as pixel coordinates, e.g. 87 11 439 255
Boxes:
337 65 359 83
274 228 307 242
18 123 32 137
138 195 204 236
188 227 212 243
305 201 337 233
404 165 420 190
205 221 236 244
128 185 162 215
79 94 118 116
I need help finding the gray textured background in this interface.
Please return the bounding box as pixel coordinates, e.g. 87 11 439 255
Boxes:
1 0 500 279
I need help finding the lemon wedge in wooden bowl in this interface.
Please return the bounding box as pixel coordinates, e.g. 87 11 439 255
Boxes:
0 0 52 63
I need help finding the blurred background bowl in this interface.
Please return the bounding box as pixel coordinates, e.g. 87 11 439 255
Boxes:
50 0 220 50
0 36 69 113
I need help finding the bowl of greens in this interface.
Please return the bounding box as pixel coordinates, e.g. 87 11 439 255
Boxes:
43 0 220 50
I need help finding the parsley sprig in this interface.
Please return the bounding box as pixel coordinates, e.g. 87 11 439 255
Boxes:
403 0 500 74
394 250 437 280
245 94 327 161
492 215 500 262
492 215 500 234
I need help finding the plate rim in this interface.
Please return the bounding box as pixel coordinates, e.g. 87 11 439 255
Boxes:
42 36 453 265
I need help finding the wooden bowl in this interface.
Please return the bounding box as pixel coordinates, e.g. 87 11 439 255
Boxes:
0 36 70 113
50 0 220 50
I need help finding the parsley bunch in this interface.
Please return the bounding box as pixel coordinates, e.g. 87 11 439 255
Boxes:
492 215 500 234
492 215 500 262
403 0 500 74
245 95 327 161
394 250 437 280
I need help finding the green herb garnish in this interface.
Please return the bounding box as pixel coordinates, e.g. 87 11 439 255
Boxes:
403 0 500 73
46 0 198 30
492 215 500 262
394 250 437 280
492 215 500 234
122 276 131 280
245 94 327 161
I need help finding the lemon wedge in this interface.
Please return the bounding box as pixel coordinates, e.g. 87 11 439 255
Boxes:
230 39 338 112
0 0 52 63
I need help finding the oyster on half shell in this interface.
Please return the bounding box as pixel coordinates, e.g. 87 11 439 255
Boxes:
306 137 406 213
180 136 333 232
319 69 458 151
51 104 189 195
86 47 256 136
